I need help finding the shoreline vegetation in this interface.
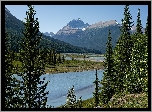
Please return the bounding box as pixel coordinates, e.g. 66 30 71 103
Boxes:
13 56 105 74
45 60 104 74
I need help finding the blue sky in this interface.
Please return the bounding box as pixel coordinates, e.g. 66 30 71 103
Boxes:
5 5 148 34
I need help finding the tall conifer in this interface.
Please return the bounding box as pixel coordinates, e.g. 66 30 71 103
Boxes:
93 69 100 107
125 8 144 93
113 5 134 93
5 30 21 108
18 5 50 108
136 8 143 34
100 29 115 104
145 16 148 36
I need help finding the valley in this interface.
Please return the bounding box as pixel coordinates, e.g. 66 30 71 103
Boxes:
4 4 148 109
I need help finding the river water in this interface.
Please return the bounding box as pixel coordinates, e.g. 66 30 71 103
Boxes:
42 69 104 107
14 69 104 107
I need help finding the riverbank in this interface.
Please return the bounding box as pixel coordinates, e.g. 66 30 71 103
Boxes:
82 92 148 108
45 60 104 74
12 60 104 74
57 92 148 108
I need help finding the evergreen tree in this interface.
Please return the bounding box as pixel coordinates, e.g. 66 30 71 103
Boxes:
145 16 148 36
53 49 56 65
141 33 148 93
113 5 134 93
18 5 50 108
62 86 82 108
136 8 143 34
93 69 100 107
5 30 22 108
125 8 144 94
47 48 52 65
58 53 62 63
100 29 115 104
62 55 65 63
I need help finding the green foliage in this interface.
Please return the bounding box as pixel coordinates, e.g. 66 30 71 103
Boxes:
124 8 148 94
113 5 134 93
93 69 101 107
107 93 148 108
62 55 65 62
127 33 148 94
62 86 83 108
136 8 143 34
57 53 62 63
100 29 115 104
145 16 148 36
17 5 50 108
5 30 22 108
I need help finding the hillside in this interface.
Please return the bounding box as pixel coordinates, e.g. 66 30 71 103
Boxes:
5 7 100 54
52 20 121 53
51 19 145 54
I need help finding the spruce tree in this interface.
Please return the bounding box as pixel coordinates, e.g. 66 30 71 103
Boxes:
58 53 62 63
125 8 144 93
100 29 115 104
18 5 50 108
63 86 82 108
145 16 148 36
5 30 22 108
113 5 134 93
62 55 65 63
52 49 56 65
136 8 143 34
93 69 100 107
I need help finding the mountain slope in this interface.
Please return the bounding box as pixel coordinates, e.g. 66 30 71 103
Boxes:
52 20 121 53
5 7 101 54
51 19 145 54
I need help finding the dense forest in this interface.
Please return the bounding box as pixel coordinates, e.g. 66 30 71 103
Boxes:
5 5 148 109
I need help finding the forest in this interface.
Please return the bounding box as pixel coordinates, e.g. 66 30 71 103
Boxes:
5 5 148 108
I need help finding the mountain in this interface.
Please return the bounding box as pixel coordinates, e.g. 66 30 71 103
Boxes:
5 7 100 54
52 19 145 54
131 26 145 33
43 32 55 37
52 19 121 53
56 18 90 35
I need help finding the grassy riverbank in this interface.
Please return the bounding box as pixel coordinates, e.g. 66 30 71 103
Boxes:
45 60 104 74
82 92 148 108
57 92 148 108
12 59 104 74
64 53 104 59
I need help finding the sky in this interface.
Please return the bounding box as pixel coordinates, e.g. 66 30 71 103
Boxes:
5 5 148 34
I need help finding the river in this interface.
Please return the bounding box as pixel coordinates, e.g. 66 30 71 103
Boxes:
14 69 104 108
43 69 104 107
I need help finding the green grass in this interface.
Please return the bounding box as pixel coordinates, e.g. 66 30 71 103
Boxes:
56 92 148 108
107 92 148 108
12 59 104 74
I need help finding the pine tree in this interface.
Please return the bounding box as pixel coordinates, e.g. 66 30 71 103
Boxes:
141 33 148 93
93 69 100 107
113 5 134 93
125 8 144 94
100 29 115 104
5 30 21 108
18 5 50 108
145 16 148 36
58 53 62 63
62 55 65 63
52 49 56 65
136 8 143 34
62 86 83 108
